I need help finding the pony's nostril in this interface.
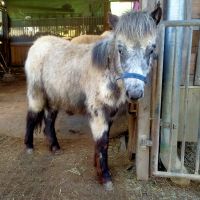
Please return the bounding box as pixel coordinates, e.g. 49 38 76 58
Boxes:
139 90 143 98
129 90 143 101
126 91 129 97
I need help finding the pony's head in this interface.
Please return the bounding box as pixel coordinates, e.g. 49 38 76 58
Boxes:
110 10 161 101
92 9 161 102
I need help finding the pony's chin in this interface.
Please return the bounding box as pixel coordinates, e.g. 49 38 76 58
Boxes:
126 97 140 104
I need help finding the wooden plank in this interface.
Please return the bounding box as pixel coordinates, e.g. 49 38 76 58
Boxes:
136 84 151 180
103 0 110 31
192 30 200 54
190 53 197 76
10 43 31 66
127 103 138 160
192 0 200 19
150 58 159 175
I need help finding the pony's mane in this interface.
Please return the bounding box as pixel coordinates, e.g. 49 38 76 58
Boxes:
92 38 110 69
115 11 156 41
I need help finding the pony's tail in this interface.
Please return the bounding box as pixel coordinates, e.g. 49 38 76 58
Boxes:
24 39 47 151
34 110 44 134
25 44 46 135
26 109 44 134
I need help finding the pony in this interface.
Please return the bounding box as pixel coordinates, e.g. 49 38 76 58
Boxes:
24 10 161 190
71 31 112 44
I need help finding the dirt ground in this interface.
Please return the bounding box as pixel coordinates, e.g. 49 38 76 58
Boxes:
0 69 200 200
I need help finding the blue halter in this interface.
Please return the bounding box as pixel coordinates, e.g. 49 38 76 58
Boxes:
116 72 147 84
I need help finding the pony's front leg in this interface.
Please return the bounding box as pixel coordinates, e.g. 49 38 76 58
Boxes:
90 112 113 191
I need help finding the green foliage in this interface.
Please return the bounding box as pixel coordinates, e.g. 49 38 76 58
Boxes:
7 0 103 19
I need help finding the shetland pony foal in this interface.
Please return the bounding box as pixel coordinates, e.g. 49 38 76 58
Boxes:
24 10 161 190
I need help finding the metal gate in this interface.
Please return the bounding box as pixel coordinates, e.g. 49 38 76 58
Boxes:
151 20 200 181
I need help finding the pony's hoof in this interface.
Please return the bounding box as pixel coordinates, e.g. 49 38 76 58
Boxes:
26 148 34 154
103 181 114 191
52 146 62 155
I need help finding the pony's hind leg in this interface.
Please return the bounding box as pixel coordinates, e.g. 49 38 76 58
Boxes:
25 110 44 153
25 86 45 153
43 107 60 152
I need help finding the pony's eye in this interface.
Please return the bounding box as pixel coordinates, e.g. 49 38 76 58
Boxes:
146 47 154 56
118 44 125 55
119 49 123 54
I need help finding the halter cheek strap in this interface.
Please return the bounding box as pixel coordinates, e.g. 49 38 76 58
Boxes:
116 72 147 84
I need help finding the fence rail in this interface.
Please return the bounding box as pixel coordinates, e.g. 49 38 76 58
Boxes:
9 16 104 42
152 20 200 181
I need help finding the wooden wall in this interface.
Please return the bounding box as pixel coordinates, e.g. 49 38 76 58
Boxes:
192 0 200 19
9 1 200 66
10 43 31 66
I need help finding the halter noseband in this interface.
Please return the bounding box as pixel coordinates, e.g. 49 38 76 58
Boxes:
116 72 147 84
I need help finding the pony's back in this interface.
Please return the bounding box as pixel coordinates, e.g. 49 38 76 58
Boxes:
71 35 102 44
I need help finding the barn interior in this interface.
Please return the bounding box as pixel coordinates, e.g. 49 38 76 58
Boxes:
0 0 200 199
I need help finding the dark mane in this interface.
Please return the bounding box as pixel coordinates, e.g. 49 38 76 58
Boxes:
92 39 110 69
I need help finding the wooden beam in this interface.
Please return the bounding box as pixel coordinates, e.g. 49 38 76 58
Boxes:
136 84 151 180
127 103 138 160
103 0 110 31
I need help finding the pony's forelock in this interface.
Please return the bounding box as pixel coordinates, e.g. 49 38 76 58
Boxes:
115 11 156 41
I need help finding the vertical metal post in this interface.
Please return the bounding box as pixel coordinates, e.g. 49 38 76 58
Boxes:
181 27 193 172
168 27 181 172
195 108 200 174
160 0 188 174
160 26 176 170
194 40 200 86
151 24 165 174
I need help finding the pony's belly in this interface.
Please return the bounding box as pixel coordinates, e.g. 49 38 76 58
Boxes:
60 96 87 115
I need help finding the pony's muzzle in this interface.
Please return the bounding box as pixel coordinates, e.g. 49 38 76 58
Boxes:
126 89 144 101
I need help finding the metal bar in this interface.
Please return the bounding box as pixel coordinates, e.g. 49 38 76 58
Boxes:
169 27 182 172
162 20 200 27
181 27 193 172
194 39 200 86
153 171 200 181
153 17 200 180
152 24 165 174
160 25 176 172
195 107 200 174
168 27 178 172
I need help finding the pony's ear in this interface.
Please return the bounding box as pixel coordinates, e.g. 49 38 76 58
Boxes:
108 12 119 30
150 2 162 25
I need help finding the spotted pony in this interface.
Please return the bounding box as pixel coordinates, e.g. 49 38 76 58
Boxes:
24 10 161 190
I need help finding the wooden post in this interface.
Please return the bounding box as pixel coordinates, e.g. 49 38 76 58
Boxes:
136 84 151 180
103 0 110 31
127 103 138 160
